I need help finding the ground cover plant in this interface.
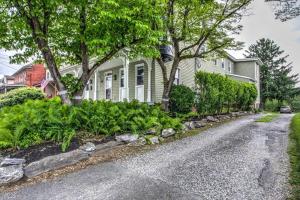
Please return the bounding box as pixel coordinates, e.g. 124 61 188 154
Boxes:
288 113 300 199
255 114 279 122
0 98 181 152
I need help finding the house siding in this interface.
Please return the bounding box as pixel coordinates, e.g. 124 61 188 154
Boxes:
56 54 261 107
153 58 195 103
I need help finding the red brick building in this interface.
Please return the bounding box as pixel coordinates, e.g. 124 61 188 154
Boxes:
13 63 46 87
0 63 46 94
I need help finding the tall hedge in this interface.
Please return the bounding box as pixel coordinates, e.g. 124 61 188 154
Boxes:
0 87 45 108
195 71 257 115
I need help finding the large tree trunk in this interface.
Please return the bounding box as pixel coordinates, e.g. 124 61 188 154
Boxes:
38 40 72 105
71 88 85 105
160 58 180 112
26 15 72 104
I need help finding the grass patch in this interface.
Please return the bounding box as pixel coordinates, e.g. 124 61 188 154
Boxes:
288 113 300 199
255 114 279 122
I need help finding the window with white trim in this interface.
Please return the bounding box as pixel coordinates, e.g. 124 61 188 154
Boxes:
136 66 144 86
213 59 217 66
221 59 225 69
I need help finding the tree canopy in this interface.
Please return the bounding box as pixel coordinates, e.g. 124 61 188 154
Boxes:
245 38 299 106
266 0 300 21
155 0 252 110
0 0 163 103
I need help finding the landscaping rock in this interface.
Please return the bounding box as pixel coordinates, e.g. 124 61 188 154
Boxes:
0 158 26 167
206 116 219 122
182 123 189 132
224 115 231 120
24 149 89 178
183 121 196 130
80 142 96 152
183 122 191 130
161 128 175 138
136 137 147 146
194 121 205 128
148 136 159 144
115 134 139 143
0 165 23 185
201 119 208 123
91 141 122 157
145 128 157 135
189 121 196 129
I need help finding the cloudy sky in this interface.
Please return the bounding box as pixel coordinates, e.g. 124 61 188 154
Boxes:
229 0 300 85
0 0 299 82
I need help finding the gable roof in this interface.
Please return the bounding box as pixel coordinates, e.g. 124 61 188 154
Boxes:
226 53 263 66
12 63 33 76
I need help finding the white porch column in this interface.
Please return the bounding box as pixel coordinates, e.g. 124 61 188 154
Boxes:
93 71 98 100
124 55 129 101
147 65 152 102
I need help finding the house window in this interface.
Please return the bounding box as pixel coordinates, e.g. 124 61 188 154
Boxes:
221 59 225 69
174 69 180 85
86 84 89 91
136 66 144 86
213 59 217 66
120 69 124 87
105 72 113 100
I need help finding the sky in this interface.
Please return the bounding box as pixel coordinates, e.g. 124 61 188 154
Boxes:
228 0 300 86
0 0 299 83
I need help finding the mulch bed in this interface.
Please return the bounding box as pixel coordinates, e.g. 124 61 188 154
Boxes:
0 135 115 164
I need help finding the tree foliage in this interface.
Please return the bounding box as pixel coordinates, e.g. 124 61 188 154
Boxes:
245 38 298 107
155 0 252 111
0 0 163 103
266 0 300 21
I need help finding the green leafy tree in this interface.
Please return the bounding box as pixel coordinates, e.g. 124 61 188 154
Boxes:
155 0 252 111
0 0 163 104
245 38 298 107
266 0 300 21
272 63 299 106
245 38 285 107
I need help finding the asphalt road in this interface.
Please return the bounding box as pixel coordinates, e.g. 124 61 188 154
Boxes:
0 114 293 200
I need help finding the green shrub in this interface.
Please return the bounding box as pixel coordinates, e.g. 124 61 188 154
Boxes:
0 98 182 151
169 85 195 114
195 71 257 115
0 87 45 108
291 96 300 112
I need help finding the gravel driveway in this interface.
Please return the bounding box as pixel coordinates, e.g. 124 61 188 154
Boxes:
0 114 293 200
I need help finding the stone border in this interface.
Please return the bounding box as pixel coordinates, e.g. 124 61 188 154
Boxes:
0 111 253 186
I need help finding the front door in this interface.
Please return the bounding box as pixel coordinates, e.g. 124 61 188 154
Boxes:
105 72 112 100
119 68 126 101
135 65 144 102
